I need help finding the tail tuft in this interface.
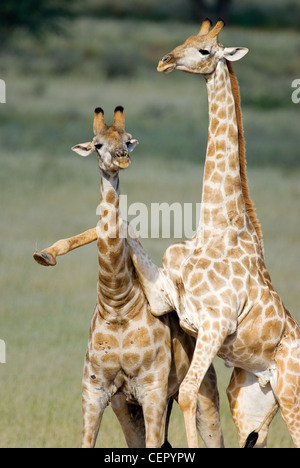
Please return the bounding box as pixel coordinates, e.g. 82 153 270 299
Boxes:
244 431 259 448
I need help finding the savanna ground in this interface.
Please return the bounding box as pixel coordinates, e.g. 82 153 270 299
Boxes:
0 7 300 448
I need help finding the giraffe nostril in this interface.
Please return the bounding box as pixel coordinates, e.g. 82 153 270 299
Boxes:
115 150 129 159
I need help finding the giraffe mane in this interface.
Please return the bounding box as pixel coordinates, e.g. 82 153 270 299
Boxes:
226 60 264 251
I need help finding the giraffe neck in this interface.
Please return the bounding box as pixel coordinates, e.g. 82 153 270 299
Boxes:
197 59 258 245
97 171 135 314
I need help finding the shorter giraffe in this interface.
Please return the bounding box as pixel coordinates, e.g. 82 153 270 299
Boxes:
34 107 223 448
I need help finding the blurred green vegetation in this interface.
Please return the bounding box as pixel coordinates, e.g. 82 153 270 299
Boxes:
73 0 300 29
1 0 300 42
0 3 299 448
0 0 72 42
1 15 299 165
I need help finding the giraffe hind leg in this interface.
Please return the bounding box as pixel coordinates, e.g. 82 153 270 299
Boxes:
227 368 279 448
276 332 300 448
111 393 146 448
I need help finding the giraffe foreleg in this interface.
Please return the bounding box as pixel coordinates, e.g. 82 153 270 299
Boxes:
33 227 97 266
178 318 230 448
196 364 224 448
81 379 109 448
141 389 169 448
81 351 112 448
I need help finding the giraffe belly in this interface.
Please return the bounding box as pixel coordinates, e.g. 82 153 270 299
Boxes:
218 331 278 392
224 358 278 392
253 365 278 394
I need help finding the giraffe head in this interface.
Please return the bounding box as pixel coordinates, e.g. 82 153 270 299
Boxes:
72 106 138 172
157 19 248 76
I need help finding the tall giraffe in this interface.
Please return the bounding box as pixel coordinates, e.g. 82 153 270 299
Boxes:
34 106 223 448
126 21 300 448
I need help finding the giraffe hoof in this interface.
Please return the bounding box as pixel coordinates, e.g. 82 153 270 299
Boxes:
161 440 172 450
33 251 57 267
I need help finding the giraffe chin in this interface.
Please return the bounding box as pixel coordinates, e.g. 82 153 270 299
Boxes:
113 157 131 169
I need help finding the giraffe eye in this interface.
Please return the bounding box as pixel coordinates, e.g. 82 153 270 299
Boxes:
95 144 103 150
199 49 210 56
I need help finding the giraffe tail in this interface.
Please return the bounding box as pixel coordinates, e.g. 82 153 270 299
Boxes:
244 431 259 448
243 398 279 448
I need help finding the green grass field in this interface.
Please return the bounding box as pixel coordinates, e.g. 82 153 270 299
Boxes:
0 16 299 448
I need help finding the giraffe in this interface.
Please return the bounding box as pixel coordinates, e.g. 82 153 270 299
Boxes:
34 106 224 448
125 20 300 448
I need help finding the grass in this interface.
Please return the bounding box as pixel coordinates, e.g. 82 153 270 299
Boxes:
0 17 299 448
0 156 298 448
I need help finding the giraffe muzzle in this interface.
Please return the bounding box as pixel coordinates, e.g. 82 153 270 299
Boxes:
113 150 131 169
157 55 176 74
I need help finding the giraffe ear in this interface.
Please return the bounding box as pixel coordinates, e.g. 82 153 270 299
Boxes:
223 47 249 62
126 139 139 153
72 142 95 157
